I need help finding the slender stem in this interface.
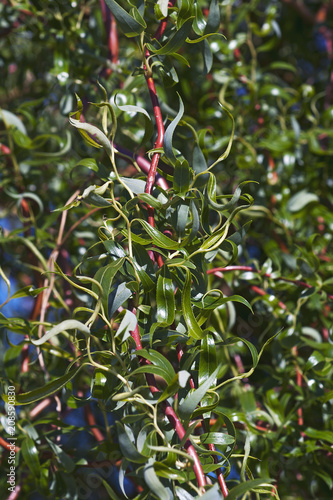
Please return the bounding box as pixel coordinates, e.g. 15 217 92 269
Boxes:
0 436 20 453
6 485 21 500
142 10 173 267
162 401 207 490
144 77 165 196
114 142 170 190
293 346 304 427
176 345 228 496
128 1 206 491
30 398 52 419
131 328 207 489
84 404 105 443
251 285 287 311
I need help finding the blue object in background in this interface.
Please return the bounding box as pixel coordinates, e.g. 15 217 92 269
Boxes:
236 87 247 97
0 215 34 341
314 31 327 53
227 464 241 481
0 276 34 319
208 463 240 484
247 243 261 260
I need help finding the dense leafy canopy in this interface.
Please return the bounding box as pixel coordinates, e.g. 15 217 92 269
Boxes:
0 1 332 499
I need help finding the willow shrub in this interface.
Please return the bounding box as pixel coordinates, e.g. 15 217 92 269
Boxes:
1 1 333 499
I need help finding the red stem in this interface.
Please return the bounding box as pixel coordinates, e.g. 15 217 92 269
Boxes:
176 346 228 496
143 12 172 267
143 3 176 196
130 10 208 477
84 405 105 443
162 401 207 489
114 142 170 190
0 436 20 453
30 398 52 419
6 485 21 500
143 70 165 266
251 285 287 310
131 325 207 489
144 77 165 196
109 14 119 64
292 346 304 428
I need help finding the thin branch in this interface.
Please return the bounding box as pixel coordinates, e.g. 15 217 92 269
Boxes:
0 436 20 453
114 142 170 191
6 485 21 500
176 345 229 496
131 327 207 489
84 405 105 443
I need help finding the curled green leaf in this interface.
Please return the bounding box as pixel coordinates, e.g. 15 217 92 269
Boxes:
31 320 90 346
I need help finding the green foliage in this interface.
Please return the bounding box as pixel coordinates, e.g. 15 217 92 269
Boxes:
1 1 333 499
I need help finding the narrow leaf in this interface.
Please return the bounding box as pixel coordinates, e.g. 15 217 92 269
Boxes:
157 370 191 404
195 483 223 499
136 349 175 384
144 458 172 500
147 17 194 56
21 437 41 477
156 276 175 326
69 117 111 154
116 422 148 463
2 364 87 405
132 219 180 250
199 334 217 386
205 0 220 34
182 268 204 340
46 437 76 473
199 432 234 446
31 320 90 346
173 159 191 194
105 0 146 37
163 93 184 163
178 367 219 420
226 479 274 500
115 310 137 343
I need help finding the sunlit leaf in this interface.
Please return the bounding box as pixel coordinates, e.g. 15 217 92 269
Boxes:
156 276 175 326
178 367 219 420
31 320 90 346
105 0 146 37
21 437 41 478
182 268 204 340
147 17 194 55
163 93 185 164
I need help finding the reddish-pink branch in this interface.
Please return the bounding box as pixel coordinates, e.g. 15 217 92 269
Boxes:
30 398 52 419
142 9 175 267
131 325 207 488
101 1 119 77
251 285 287 310
6 485 21 500
292 345 305 430
125 1 206 491
109 14 119 64
84 405 105 443
114 142 170 190
144 77 165 197
176 346 228 496
162 400 206 489
143 70 166 263
0 436 20 453
142 2 177 192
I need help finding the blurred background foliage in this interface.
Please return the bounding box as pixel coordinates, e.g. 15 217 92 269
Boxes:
0 0 333 499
